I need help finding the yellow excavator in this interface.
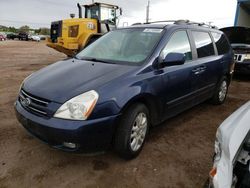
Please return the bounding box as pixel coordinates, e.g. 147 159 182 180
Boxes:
47 2 121 56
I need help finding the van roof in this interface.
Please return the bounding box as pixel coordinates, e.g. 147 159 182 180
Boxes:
124 20 221 33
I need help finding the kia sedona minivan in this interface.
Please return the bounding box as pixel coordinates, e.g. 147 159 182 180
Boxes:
15 20 234 159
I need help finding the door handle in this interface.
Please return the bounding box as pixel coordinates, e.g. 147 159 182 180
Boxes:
192 66 206 75
192 68 201 74
199 66 207 71
192 68 200 72
198 66 206 74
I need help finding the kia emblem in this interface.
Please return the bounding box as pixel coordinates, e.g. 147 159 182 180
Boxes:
23 97 31 106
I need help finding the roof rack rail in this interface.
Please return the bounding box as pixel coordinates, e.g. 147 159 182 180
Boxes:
131 22 143 26
141 20 218 29
174 20 218 29
144 20 176 24
132 20 218 29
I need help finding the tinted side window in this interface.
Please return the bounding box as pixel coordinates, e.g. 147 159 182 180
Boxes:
192 31 215 58
211 32 230 55
161 31 192 61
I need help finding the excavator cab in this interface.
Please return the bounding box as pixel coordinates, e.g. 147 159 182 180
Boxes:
47 2 120 57
84 3 118 32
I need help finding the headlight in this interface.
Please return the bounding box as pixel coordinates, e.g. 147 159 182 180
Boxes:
245 54 250 60
214 138 221 162
209 132 222 182
54 90 99 120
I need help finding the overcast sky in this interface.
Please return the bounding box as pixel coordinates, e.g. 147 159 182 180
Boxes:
0 0 237 29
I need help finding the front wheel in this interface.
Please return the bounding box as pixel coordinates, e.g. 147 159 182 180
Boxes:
114 103 149 159
211 76 229 105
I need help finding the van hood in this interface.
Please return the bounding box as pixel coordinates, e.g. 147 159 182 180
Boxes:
22 59 136 103
231 44 250 53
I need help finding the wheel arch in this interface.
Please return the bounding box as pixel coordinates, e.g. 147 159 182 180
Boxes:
119 94 162 127
225 72 232 84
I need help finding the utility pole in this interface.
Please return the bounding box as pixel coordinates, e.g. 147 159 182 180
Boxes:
146 0 150 23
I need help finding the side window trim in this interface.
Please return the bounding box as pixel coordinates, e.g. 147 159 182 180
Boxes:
160 29 193 63
187 29 198 59
208 31 218 55
211 32 231 55
190 29 217 59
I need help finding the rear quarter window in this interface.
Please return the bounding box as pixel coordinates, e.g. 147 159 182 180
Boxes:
192 31 215 58
211 32 230 55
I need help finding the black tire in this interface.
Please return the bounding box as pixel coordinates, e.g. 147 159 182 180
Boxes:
85 36 100 47
211 76 229 105
114 103 150 159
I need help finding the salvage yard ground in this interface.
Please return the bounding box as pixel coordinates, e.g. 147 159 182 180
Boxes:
0 41 250 188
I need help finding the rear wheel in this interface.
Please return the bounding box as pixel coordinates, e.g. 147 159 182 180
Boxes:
211 76 229 105
114 103 149 159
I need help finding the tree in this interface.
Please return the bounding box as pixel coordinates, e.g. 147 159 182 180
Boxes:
34 28 41 34
19 25 30 33
34 27 49 35
8 27 18 33
39 28 50 35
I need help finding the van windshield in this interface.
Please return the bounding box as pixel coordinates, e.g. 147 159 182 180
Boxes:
76 28 163 65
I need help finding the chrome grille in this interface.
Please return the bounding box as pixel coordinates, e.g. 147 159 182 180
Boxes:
19 89 50 116
234 54 245 63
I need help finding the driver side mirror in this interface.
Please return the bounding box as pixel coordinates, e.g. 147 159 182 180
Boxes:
161 52 185 67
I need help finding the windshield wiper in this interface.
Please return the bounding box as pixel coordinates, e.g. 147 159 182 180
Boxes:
81 57 115 64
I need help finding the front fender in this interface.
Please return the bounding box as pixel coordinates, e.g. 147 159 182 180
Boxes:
89 73 164 124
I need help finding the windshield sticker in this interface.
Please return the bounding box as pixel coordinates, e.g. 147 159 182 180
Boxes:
143 28 163 33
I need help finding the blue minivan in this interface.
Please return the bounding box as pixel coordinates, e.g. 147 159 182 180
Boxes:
15 20 234 159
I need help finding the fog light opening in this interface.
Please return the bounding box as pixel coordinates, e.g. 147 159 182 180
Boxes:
63 142 77 149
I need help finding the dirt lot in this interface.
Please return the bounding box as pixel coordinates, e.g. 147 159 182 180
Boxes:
0 40 249 188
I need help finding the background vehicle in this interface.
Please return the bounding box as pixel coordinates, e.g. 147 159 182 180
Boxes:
47 2 121 57
15 20 234 159
7 33 18 40
38 35 46 40
209 101 250 188
30 35 40 42
0 34 6 41
18 32 29 41
221 26 250 74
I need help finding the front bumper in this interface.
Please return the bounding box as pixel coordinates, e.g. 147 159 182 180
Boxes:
15 100 120 153
46 42 76 57
235 61 250 74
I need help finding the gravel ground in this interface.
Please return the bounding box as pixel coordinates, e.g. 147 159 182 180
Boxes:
0 40 249 188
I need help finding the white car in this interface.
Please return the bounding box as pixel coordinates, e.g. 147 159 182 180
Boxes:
209 101 250 188
31 35 40 42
